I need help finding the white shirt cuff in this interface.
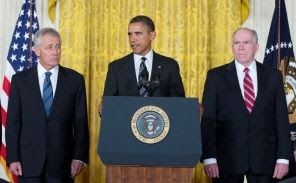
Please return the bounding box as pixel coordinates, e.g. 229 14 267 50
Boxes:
203 158 288 165
276 159 289 164
203 158 217 165
73 159 86 166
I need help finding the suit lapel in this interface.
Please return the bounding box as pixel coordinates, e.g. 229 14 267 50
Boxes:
26 67 47 117
226 61 250 114
151 51 159 79
125 53 139 95
251 62 267 114
50 65 66 116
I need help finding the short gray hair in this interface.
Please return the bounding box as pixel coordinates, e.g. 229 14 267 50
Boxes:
33 27 61 46
233 27 258 44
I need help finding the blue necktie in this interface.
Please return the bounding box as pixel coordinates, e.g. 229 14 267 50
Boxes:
138 57 149 97
43 72 53 116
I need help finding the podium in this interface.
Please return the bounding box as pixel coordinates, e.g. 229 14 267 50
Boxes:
98 96 202 183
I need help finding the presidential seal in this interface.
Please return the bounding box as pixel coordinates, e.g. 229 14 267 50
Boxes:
131 105 170 144
280 57 296 123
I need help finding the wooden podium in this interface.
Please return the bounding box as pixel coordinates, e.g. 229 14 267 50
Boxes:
106 166 193 183
98 97 201 183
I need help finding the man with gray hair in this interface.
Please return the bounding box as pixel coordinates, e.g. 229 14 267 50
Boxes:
6 27 89 183
201 27 292 183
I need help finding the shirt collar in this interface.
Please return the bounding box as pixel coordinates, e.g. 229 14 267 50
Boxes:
37 63 59 78
235 59 256 73
134 49 153 63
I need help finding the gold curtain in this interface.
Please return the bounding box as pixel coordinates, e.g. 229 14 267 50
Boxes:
48 0 56 22
56 0 249 182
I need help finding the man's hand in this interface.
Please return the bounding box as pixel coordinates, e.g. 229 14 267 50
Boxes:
10 162 22 176
204 163 219 178
71 160 84 178
199 104 204 117
273 163 289 179
98 101 103 117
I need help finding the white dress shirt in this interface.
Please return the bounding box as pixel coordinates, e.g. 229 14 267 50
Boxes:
37 63 59 97
134 49 153 82
235 60 258 98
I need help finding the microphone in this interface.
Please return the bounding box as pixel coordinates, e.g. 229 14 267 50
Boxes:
138 67 150 92
142 68 149 82
139 65 162 96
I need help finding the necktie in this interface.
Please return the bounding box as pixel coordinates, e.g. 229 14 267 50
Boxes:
243 68 255 113
43 72 53 116
138 57 149 97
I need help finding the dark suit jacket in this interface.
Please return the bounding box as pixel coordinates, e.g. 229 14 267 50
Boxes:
103 52 185 97
278 176 296 183
201 61 292 176
6 65 89 178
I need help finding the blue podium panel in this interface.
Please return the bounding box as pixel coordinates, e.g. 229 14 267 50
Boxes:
98 96 201 167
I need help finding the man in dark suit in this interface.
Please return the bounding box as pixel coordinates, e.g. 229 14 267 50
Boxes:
103 15 184 97
6 28 89 183
201 27 292 183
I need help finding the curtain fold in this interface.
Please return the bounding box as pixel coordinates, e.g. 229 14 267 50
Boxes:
57 0 249 182
48 0 56 22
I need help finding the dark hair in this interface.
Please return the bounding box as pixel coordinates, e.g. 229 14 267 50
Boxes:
129 15 155 32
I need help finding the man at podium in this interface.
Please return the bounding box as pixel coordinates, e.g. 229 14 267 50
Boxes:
102 15 185 98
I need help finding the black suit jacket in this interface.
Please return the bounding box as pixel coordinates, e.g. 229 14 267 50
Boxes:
201 61 292 176
6 65 89 178
103 52 185 97
278 176 296 183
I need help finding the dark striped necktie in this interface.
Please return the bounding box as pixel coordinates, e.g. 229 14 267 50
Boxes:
243 68 255 114
43 72 53 116
138 57 149 97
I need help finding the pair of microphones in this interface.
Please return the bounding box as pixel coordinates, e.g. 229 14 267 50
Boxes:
141 65 162 95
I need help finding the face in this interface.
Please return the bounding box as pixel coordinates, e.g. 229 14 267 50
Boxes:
232 29 259 67
128 22 156 56
34 34 61 70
